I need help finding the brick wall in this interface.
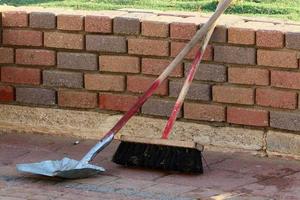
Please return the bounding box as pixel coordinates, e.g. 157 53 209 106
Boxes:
0 7 300 136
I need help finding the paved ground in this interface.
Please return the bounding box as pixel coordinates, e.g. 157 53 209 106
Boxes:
0 132 300 200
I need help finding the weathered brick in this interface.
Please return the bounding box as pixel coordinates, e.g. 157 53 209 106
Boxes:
114 13 154 35
228 67 269 86
100 56 140 73
257 50 298 68
114 17 139 35
142 58 183 77
85 15 112 33
2 11 28 27
128 38 169 56
99 93 138 112
127 75 168 95
57 52 97 71
142 98 182 117
214 46 256 65
169 81 211 101
86 35 126 53
44 32 83 50
256 30 284 48
142 20 169 38
211 25 227 43
270 112 300 131
57 14 84 31
43 70 83 88
2 30 42 46
1 67 40 85
256 88 297 109
16 49 55 66
171 42 213 61
58 90 97 108
0 86 14 102
213 86 254 105
16 87 56 105
227 107 268 127
286 32 300 50
228 27 255 45
184 103 225 122
0 48 14 64
85 74 125 91
29 12 56 29
184 63 226 82
170 22 197 40
271 71 300 89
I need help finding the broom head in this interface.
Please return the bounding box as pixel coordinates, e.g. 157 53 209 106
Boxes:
112 136 204 173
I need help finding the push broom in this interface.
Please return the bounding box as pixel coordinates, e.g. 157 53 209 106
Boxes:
112 0 232 173
16 0 232 179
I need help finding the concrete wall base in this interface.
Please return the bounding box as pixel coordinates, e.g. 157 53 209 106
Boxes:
0 104 299 159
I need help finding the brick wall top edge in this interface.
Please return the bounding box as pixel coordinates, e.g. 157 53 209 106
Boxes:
1 6 300 32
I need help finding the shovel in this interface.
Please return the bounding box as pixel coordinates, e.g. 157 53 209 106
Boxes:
16 0 232 179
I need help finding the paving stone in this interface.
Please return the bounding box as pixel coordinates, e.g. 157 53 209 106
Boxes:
156 170 258 191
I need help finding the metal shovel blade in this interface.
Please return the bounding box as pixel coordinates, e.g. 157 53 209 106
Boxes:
16 157 105 179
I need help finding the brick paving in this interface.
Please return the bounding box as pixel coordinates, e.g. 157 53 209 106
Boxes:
0 132 300 200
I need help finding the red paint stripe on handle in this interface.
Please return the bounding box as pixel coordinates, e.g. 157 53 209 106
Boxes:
107 80 160 137
162 50 203 139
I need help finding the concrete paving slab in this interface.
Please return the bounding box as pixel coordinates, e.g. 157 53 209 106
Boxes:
0 131 299 200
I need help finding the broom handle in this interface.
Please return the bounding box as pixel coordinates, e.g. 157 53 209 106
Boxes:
80 0 233 164
161 2 222 139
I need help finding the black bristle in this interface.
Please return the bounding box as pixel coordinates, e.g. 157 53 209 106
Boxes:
112 141 203 173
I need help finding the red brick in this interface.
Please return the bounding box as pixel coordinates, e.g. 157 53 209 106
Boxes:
142 20 169 38
2 11 28 27
85 15 112 33
58 90 97 108
170 22 197 40
228 27 255 45
99 93 138 112
57 14 83 31
184 103 225 122
100 56 140 73
142 58 183 77
85 74 125 91
44 32 83 49
256 88 297 109
228 68 269 86
257 50 298 68
0 86 14 102
128 38 169 56
271 71 300 89
127 75 168 95
16 49 55 66
1 67 40 85
213 85 254 105
171 42 213 61
0 48 14 64
2 30 42 46
256 30 284 48
227 107 269 127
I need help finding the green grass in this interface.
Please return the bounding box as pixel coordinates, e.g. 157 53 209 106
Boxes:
0 0 300 21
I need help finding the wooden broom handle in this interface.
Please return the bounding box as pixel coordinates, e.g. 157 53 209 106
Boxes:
107 0 233 136
80 0 233 164
161 1 224 139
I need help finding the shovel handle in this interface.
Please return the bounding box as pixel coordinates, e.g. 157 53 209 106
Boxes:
161 2 222 139
80 0 233 164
